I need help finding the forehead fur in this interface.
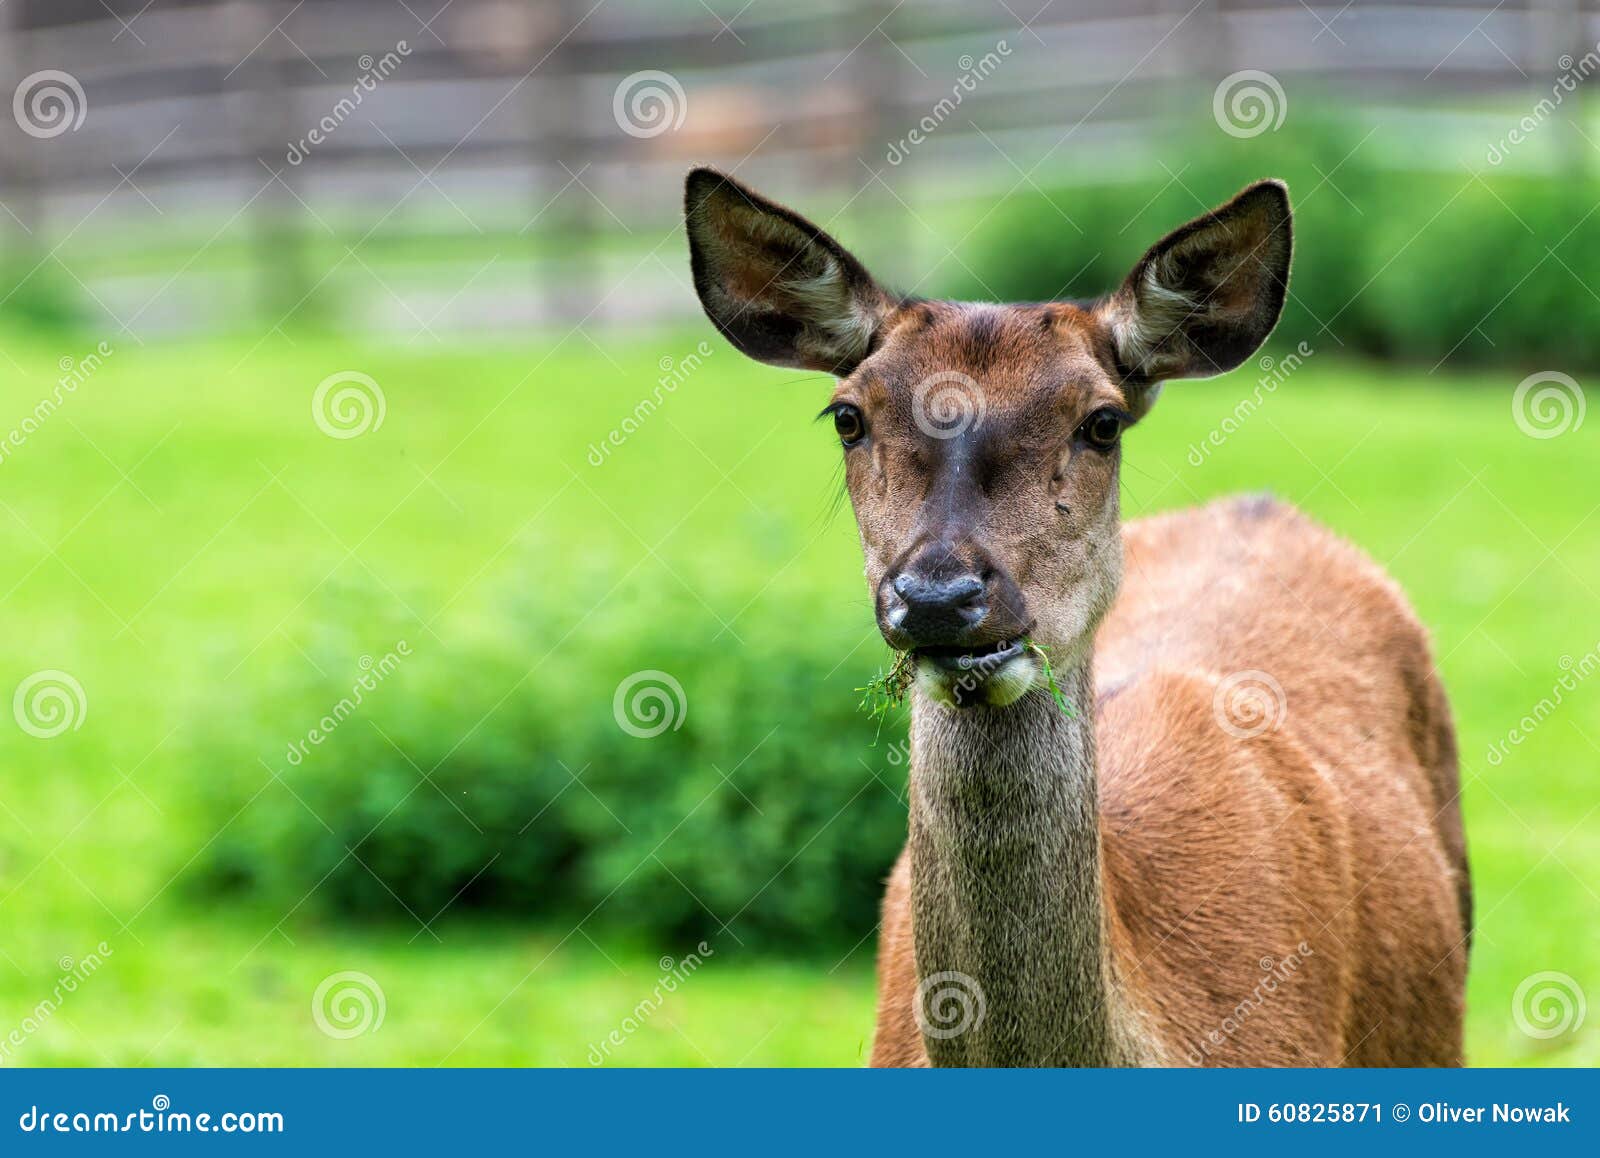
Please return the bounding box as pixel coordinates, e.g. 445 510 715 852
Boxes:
844 300 1127 415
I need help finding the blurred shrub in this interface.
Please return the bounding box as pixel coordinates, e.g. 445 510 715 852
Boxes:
189 580 909 952
1364 173 1600 368
0 259 89 333
957 111 1600 368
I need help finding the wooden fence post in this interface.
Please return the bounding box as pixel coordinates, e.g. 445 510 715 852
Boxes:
237 0 312 325
0 8 42 272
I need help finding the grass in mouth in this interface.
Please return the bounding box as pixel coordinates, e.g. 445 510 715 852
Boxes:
857 650 916 736
1025 640 1077 719
856 639 1076 728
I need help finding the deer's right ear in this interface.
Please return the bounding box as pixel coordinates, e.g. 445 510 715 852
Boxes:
685 168 893 374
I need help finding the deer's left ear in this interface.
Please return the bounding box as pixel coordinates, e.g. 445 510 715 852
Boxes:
685 168 895 374
1098 180 1292 403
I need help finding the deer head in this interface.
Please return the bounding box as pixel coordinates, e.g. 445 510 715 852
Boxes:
686 169 1291 708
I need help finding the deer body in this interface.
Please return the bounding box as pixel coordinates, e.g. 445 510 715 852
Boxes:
685 168 1471 1067
871 496 1469 1066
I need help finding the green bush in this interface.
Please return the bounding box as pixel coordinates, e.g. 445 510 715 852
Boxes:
955 111 1600 368
1364 173 1600 368
189 578 911 952
0 257 89 333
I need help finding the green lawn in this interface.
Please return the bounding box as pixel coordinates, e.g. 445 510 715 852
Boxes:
0 326 1596 1066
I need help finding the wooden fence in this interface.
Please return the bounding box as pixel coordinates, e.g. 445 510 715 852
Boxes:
0 0 1595 336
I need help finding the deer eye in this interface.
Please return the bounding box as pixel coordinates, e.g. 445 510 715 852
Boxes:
832 404 866 446
1078 408 1126 452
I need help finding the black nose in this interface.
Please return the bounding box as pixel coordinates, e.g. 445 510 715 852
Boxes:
889 568 987 645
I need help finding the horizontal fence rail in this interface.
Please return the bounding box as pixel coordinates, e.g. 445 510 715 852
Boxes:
0 0 1596 337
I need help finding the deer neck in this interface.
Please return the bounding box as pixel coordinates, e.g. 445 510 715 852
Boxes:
906 651 1139 1066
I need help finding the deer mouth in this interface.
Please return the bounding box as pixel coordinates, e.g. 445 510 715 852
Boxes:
912 637 1039 709
914 637 1027 676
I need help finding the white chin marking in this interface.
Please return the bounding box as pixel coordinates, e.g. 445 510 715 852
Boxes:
916 654 1041 708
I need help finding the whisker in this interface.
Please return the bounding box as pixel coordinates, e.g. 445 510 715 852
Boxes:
814 457 851 528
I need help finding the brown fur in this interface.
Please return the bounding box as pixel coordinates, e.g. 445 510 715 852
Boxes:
684 168 1470 1068
870 497 1470 1066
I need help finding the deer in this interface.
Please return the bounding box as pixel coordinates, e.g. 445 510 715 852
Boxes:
684 167 1472 1067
